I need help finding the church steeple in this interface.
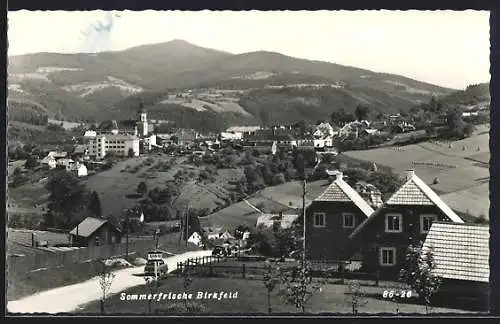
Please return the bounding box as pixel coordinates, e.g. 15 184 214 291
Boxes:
137 102 148 136
138 102 146 115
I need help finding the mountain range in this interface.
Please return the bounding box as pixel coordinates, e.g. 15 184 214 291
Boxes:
7 39 489 132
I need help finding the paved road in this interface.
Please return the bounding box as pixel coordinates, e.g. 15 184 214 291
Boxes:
7 250 212 314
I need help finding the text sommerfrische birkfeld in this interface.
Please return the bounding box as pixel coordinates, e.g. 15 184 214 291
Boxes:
120 291 238 302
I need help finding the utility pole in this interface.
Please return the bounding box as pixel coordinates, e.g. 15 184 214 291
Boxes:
123 209 130 257
302 177 307 266
185 207 189 247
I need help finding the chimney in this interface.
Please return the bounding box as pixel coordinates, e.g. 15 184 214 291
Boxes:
336 171 343 181
406 169 415 180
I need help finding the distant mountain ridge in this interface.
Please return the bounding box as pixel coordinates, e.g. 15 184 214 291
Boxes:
8 39 486 131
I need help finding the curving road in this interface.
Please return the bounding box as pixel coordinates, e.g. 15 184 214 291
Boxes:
7 250 212 314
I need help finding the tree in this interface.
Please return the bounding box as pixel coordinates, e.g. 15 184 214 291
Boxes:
96 260 116 314
294 153 305 177
425 125 437 137
263 262 280 314
128 148 135 157
331 108 354 126
446 109 466 136
45 170 87 228
181 267 194 309
399 242 442 314
463 123 475 137
88 191 102 218
344 280 368 315
144 271 167 314
355 105 371 121
180 208 202 240
137 181 148 195
24 155 39 169
13 166 22 176
278 261 324 313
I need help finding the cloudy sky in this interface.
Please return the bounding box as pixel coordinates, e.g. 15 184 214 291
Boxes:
8 10 489 89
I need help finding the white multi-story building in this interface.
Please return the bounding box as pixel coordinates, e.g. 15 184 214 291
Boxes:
87 134 140 159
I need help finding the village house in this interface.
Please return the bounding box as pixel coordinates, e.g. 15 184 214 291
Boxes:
348 170 464 279
219 230 235 241
360 128 380 137
56 158 75 170
40 150 69 169
256 212 299 230
354 181 384 208
246 128 297 147
84 130 97 138
69 162 88 177
69 217 122 247
421 222 489 303
225 126 261 140
175 128 198 146
314 122 336 138
40 155 57 169
305 171 375 261
219 131 243 142
188 232 204 247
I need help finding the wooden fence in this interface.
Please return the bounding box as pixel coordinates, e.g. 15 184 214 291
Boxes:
8 240 155 274
176 256 380 285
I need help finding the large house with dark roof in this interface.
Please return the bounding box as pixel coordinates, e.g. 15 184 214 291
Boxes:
348 169 464 279
422 222 488 303
305 171 375 261
69 217 122 247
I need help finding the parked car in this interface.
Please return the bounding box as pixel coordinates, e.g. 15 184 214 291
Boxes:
144 259 168 277
212 245 229 256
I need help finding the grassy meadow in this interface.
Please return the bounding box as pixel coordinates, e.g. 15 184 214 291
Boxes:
344 124 489 218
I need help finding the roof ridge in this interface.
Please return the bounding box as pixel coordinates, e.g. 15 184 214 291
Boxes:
386 173 463 223
410 175 464 223
315 179 374 217
432 221 489 228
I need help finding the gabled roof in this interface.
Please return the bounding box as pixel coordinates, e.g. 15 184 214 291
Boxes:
84 130 97 137
70 162 86 171
314 174 375 218
48 151 68 158
74 145 86 154
69 217 117 237
41 156 56 164
386 171 463 223
422 222 489 283
349 171 464 240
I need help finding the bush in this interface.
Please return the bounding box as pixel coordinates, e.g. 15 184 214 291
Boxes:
272 173 286 185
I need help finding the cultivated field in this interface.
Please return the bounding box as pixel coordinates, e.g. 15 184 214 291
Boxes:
160 92 250 115
345 124 490 218
48 119 83 130
199 180 328 229
77 277 481 314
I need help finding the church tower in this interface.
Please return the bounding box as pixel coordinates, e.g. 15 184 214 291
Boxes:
137 103 148 137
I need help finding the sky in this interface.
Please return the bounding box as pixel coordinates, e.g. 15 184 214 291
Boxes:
7 10 490 90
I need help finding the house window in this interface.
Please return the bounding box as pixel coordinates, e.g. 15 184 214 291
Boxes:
313 212 326 228
379 247 397 266
385 213 402 233
343 213 355 228
420 214 437 234
95 235 100 246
